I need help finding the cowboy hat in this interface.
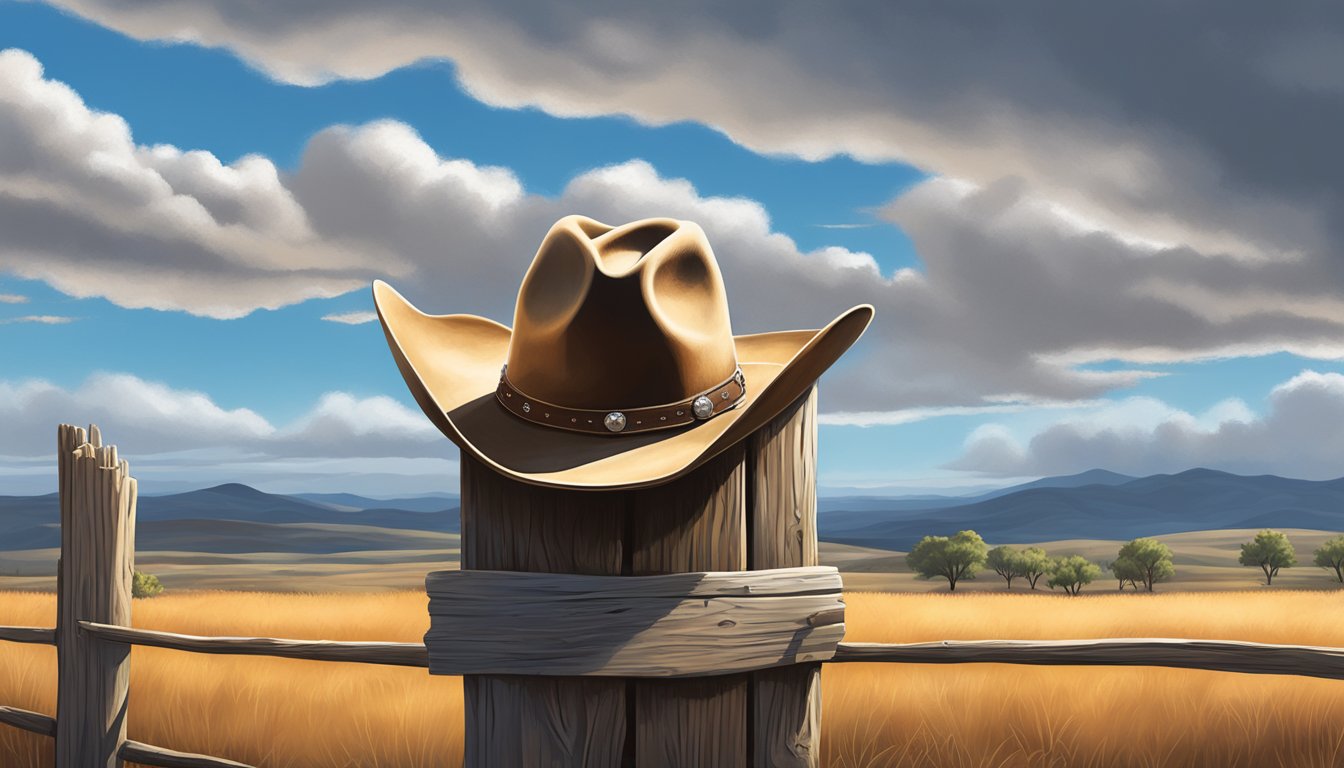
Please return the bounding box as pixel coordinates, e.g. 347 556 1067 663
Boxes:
373 215 873 490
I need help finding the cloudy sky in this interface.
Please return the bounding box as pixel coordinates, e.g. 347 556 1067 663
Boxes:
3 2 1344 496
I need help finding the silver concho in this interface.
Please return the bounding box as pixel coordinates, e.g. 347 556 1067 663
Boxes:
692 396 715 420
604 412 627 432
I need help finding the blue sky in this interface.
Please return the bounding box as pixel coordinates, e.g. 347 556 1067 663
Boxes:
3 2 1344 495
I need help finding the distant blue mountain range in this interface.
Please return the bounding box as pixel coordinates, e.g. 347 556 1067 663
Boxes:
819 468 1344 549
0 483 459 552
2 469 1341 555
817 469 1136 516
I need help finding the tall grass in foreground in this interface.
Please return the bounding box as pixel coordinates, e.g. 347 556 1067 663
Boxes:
0 592 460 768
2 590 1343 766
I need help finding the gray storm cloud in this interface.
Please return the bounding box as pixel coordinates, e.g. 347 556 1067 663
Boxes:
5 39 1344 420
945 371 1344 480
40 1 1344 266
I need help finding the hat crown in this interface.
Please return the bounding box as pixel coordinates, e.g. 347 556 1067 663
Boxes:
505 215 738 410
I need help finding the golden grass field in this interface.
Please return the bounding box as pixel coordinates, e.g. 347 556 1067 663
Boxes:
2 590 1343 767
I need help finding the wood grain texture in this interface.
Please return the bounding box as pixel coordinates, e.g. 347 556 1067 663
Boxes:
461 454 626 575
0 704 56 737
79 622 429 667
752 666 821 767
463 676 626 768
427 565 841 599
832 639 1344 679
629 444 746 576
0 626 56 645
749 390 818 572
636 676 747 768
747 390 824 768
630 444 748 768
55 424 135 768
120 739 256 768
425 567 843 676
459 455 628 768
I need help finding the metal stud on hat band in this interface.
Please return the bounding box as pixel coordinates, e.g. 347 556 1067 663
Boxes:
692 396 715 419
496 366 746 436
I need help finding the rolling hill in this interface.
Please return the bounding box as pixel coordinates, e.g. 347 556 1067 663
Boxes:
3 468 1343 586
0 483 458 551
3 470 1342 591
820 468 1344 550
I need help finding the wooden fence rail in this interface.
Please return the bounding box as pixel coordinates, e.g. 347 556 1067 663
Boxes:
119 739 254 768
10 627 1344 768
10 626 1344 683
0 704 56 737
0 626 54 645
831 638 1344 680
4 423 1344 768
78 622 430 668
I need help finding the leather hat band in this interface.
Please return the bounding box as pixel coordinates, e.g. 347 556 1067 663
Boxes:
496 367 746 436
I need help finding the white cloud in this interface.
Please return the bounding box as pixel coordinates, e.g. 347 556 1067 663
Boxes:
321 310 377 325
0 372 443 460
0 314 74 324
0 373 456 493
946 371 1344 479
818 399 1105 428
0 374 272 457
0 293 27 303
7 48 1344 418
38 1 1344 274
0 48 382 319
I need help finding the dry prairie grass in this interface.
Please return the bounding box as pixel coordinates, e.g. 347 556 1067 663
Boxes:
831 591 1344 767
1 589 1342 767
0 591 460 767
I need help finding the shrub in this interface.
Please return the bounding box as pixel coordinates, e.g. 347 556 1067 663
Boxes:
1109 557 1143 590
133 570 165 598
1238 530 1296 585
1115 538 1175 591
1047 555 1101 596
1016 547 1052 590
906 530 989 591
986 545 1025 589
1313 535 1344 583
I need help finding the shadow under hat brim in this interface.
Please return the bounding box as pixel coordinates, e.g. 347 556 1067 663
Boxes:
373 280 874 491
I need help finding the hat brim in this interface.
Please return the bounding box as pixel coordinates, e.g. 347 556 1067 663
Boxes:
373 280 873 490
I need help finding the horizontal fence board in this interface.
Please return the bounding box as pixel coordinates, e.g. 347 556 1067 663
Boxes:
120 739 255 768
426 565 842 599
78 622 428 667
0 625 56 645
426 567 845 677
833 638 1344 680
0 704 56 737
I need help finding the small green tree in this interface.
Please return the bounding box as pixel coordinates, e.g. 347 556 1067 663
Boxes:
132 570 164 598
1116 538 1175 592
986 545 1024 589
1313 535 1344 583
1017 547 1051 590
1046 555 1101 596
1238 530 1296 585
1109 558 1143 590
907 530 989 592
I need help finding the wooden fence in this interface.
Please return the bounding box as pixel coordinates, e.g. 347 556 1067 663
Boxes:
2 423 1344 767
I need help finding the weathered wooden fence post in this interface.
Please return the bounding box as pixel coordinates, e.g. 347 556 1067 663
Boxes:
453 388 825 767
55 424 137 768
458 453 630 766
748 388 821 766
